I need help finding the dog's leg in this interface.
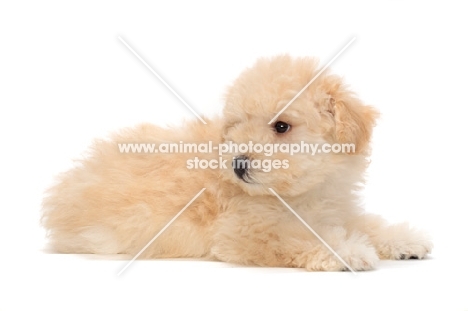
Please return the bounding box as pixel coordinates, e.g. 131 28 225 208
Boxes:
211 210 379 271
350 214 433 260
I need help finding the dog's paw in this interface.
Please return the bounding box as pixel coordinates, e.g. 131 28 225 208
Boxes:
394 239 433 260
336 234 379 271
375 224 433 260
399 253 422 260
340 249 379 271
305 233 379 271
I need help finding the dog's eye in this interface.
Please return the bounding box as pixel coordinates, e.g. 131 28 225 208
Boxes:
274 121 291 134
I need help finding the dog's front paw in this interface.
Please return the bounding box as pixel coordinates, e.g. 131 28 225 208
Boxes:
394 238 433 260
375 224 433 260
305 233 379 271
336 234 379 271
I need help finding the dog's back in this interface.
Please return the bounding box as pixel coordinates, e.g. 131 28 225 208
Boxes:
42 118 223 258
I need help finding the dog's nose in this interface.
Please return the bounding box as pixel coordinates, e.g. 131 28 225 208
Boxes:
232 155 249 179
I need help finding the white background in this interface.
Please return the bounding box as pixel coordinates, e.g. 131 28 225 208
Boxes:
1 1 467 310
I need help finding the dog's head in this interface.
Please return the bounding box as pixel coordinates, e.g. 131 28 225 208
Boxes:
221 55 379 197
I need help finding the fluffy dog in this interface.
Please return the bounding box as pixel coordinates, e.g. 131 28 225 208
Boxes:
42 55 432 271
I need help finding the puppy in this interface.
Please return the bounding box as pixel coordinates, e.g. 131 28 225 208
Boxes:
42 55 432 271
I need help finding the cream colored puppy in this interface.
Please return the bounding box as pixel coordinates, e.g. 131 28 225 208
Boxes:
42 55 432 271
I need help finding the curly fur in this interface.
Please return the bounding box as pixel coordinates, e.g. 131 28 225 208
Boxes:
42 55 432 271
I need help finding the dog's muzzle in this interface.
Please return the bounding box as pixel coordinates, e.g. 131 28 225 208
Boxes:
232 155 250 181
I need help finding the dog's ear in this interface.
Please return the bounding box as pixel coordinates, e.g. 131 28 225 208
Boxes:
330 95 379 154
